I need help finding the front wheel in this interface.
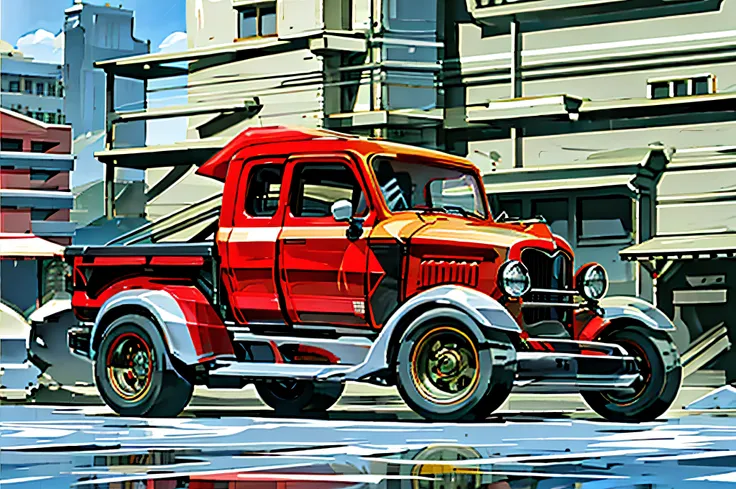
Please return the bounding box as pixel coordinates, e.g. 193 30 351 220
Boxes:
255 381 344 416
395 309 516 421
95 314 193 417
582 324 682 423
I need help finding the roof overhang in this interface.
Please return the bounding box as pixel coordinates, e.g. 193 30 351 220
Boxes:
467 94 583 127
95 138 229 169
465 92 736 140
467 0 724 33
620 233 736 261
0 234 65 259
95 31 367 80
483 147 668 196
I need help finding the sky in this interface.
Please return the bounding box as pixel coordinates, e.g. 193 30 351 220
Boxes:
0 0 188 63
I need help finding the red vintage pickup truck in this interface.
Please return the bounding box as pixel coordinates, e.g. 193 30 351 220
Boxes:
66 126 681 421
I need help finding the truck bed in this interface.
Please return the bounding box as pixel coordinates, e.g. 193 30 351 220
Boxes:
65 242 215 259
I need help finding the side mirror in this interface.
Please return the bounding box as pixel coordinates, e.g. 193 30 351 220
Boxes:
331 199 353 223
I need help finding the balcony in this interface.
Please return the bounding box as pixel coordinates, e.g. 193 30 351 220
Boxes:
0 151 74 171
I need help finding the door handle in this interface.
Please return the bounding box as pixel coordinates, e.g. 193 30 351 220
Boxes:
284 239 306 245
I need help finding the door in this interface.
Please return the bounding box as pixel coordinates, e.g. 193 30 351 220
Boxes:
222 157 286 325
279 156 372 328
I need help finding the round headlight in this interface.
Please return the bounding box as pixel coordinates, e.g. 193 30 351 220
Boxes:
498 260 531 298
579 264 608 301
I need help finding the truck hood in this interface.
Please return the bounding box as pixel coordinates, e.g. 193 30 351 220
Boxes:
376 214 573 260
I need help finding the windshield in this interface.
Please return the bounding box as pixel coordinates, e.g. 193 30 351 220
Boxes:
371 157 488 219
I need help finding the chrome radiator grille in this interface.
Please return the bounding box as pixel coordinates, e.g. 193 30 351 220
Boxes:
520 249 574 325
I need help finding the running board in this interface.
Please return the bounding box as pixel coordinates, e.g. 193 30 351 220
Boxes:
512 374 640 394
682 324 731 378
209 361 352 381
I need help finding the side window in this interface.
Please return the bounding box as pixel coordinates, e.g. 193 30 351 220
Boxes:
291 163 366 218
245 164 283 217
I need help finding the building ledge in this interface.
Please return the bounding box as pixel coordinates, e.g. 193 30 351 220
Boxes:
0 189 73 210
327 109 443 129
467 94 583 126
482 146 669 196
0 152 74 171
113 98 262 123
31 220 76 237
465 92 736 139
95 31 367 80
95 138 229 169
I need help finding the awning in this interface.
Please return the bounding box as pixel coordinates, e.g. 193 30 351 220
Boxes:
620 233 736 261
0 234 65 259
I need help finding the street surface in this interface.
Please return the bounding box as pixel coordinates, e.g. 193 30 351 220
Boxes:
1 383 735 488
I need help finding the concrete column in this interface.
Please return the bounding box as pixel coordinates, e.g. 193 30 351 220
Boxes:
104 70 116 220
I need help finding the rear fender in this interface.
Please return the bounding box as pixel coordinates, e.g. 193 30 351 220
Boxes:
325 285 521 382
90 287 234 365
577 296 675 342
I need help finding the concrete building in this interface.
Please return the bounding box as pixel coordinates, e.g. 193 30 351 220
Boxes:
94 0 735 383
0 41 65 124
63 0 150 237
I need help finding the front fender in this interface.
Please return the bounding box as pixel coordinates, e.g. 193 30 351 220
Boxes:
578 296 675 341
91 288 233 365
325 285 520 382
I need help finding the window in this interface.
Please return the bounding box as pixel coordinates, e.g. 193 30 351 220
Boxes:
9 80 20 93
532 198 569 239
47 83 57 97
674 80 688 97
291 164 365 218
650 82 669 99
36 83 45 96
577 195 633 240
1 139 23 151
238 4 277 39
31 141 46 153
244 165 283 217
497 199 522 219
23 80 33 94
693 76 712 95
371 157 488 219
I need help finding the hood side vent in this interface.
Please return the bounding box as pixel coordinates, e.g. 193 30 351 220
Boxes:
419 259 480 289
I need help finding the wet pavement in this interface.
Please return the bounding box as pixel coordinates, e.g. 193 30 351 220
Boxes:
1 405 736 488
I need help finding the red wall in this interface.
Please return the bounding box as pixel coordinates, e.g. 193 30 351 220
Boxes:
0 110 72 154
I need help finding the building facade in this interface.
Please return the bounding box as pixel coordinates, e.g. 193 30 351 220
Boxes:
96 0 736 383
0 41 65 124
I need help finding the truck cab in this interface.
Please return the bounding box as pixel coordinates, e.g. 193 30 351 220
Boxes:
67 127 682 422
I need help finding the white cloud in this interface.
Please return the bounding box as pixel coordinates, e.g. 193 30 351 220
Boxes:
16 29 64 64
158 31 188 53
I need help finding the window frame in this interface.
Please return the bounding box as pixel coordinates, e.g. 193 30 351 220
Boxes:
288 161 369 220
576 194 634 244
235 3 277 41
243 163 284 218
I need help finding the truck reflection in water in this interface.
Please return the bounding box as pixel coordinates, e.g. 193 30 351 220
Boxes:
78 445 563 489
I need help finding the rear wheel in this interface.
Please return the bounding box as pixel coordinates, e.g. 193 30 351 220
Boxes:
395 309 515 421
95 314 193 417
255 380 344 415
582 324 682 422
